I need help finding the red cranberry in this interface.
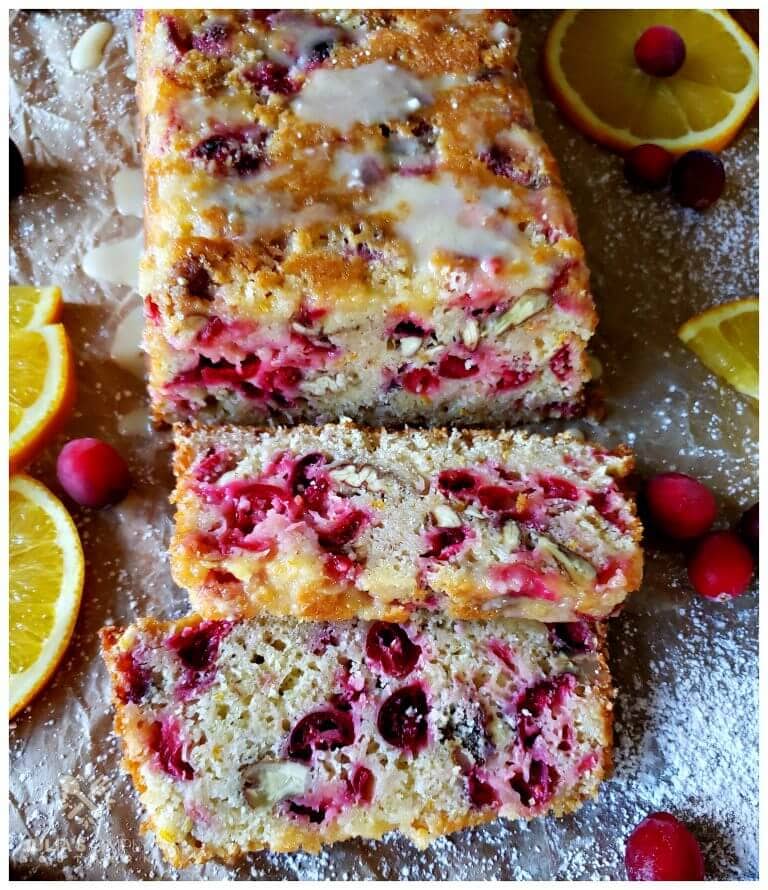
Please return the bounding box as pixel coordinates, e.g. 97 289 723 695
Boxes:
401 367 440 396
644 472 717 540
167 620 232 672
625 812 705 880
624 143 674 189
365 622 421 679
467 771 499 809
548 620 597 654
549 344 572 381
57 438 132 508
517 674 576 749
243 60 296 94
196 315 225 345
671 151 725 210
480 143 540 188
477 485 517 512
288 709 354 761
497 366 536 391
423 526 470 561
190 130 267 176
192 21 232 57
164 16 192 57
438 469 479 497
438 353 479 379
317 509 367 550
510 760 559 808
377 684 429 754
115 649 151 704
539 475 579 501
347 765 375 804
148 718 194 780
738 502 759 553
634 26 686 77
687 531 754 600
291 452 326 495
324 552 359 583
194 449 235 484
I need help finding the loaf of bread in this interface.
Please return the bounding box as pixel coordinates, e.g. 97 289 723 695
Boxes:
171 422 643 623
101 612 613 866
137 9 597 427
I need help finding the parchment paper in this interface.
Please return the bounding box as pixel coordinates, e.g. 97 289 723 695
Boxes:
9 10 758 880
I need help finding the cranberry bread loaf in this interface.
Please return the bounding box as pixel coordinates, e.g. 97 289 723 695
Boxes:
101 613 613 866
171 422 642 623
138 10 597 427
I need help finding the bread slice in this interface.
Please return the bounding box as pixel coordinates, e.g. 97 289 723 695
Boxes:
100 612 613 866
137 10 597 427
171 422 643 624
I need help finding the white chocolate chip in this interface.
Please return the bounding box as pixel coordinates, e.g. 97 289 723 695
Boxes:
461 319 480 350
501 520 521 550
534 533 596 583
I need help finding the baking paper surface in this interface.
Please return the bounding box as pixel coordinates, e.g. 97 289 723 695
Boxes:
9 10 758 879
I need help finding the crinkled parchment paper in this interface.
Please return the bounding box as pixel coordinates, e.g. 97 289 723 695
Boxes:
9 10 758 880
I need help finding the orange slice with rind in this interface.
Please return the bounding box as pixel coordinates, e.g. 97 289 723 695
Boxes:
10 474 85 718
678 297 758 399
543 10 759 154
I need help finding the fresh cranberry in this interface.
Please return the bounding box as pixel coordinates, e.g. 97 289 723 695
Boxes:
488 639 517 672
510 760 559 807
148 718 194 780
539 475 579 501
324 552 360 583
738 502 759 553
377 684 429 754
548 620 596 654
624 143 674 189
549 345 572 381
467 772 499 809
625 812 705 880
438 353 479 379
517 674 576 748
192 21 232 57
264 365 302 394
288 709 354 761
190 130 267 176
57 438 131 508
206 568 239 585
347 765 375 804
164 16 192 57
391 318 427 339
317 509 367 550
243 60 295 93
687 530 754 600
196 316 225 346
167 620 232 672
634 26 686 77
480 144 540 188
671 150 725 211
365 623 421 679
115 649 151 704
194 449 235 484
291 453 326 495
422 525 470 561
287 800 327 823
497 366 536 391
401 367 440 396
477 485 517 511
438 469 479 497
644 472 716 540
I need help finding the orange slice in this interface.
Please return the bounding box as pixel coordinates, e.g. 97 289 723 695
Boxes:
9 286 76 472
678 298 758 399
10 474 85 717
543 10 759 154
